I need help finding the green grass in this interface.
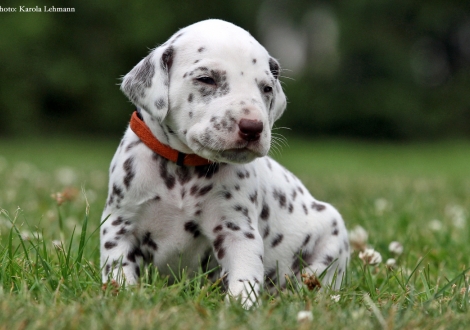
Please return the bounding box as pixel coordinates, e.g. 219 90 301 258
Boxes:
1 137 470 329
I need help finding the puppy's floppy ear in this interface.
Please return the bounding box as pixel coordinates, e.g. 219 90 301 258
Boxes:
121 45 174 122
268 57 287 123
269 57 280 80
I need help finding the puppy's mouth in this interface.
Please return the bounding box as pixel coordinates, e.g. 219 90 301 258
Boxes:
193 141 266 164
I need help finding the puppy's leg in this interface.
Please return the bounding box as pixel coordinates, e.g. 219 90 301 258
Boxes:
301 206 349 290
100 214 141 284
210 220 264 308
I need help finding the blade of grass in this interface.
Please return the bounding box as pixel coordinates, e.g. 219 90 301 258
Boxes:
75 188 89 270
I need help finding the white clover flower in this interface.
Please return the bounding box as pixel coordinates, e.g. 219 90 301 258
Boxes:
446 205 466 229
330 294 341 303
52 240 62 249
20 231 31 241
428 219 443 232
386 258 396 269
359 248 382 266
297 310 313 323
374 198 390 215
388 241 403 255
349 225 368 251
55 167 78 185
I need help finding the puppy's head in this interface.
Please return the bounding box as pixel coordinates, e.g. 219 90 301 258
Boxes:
121 19 287 164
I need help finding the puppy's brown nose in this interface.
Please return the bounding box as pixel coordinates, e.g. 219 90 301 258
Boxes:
238 119 263 142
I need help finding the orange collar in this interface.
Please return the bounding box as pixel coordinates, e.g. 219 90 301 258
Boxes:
129 111 213 166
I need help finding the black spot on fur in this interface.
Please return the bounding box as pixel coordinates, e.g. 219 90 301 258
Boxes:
311 201 326 211
198 47 205 52
213 235 225 259
135 265 141 278
159 159 176 190
263 226 270 238
198 184 213 196
172 32 184 43
302 234 311 247
176 166 191 185
104 241 117 249
161 46 174 71
213 225 223 233
105 264 111 276
265 268 277 288
214 235 225 250
291 249 313 275
194 164 220 179
184 221 201 238
127 247 144 263
226 222 240 231
123 157 135 189
111 217 124 226
288 203 294 213
224 191 232 199
244 232 255 239
124 55 155 101
217 248 225 259
332 228 339 236
283 174 290 183
190 185 199 196
155 98 166 110
188 93 193 103
302 203 308 215
323 255 334 266
142 232 158 250
234 185 240 191
260 203 270 220
252 58 257 64
125 140 141 152
271 234 284 247
291 189 297 201
234 205 249 217
116 227 127 235
249 191 258 204
273 189 287 209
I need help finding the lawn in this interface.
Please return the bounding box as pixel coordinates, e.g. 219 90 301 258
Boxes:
0 137 469 329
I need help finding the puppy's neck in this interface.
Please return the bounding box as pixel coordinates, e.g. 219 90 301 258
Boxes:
140 110 193 154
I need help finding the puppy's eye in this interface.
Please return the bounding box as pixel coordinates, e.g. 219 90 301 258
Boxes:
196 76 216 85
263 85 273 93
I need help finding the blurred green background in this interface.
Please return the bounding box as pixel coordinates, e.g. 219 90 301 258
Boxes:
1 0 469 140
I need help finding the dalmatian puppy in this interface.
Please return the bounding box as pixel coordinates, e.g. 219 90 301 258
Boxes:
101 19 349 307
